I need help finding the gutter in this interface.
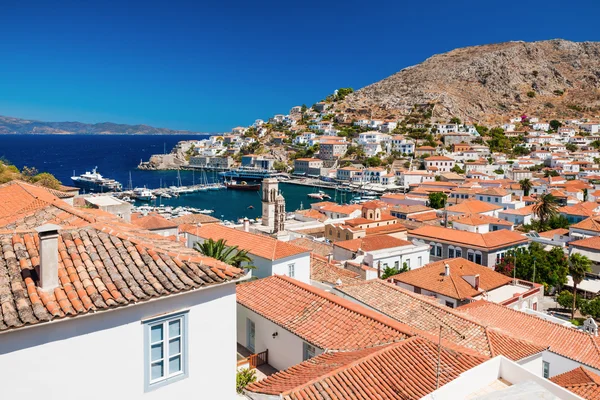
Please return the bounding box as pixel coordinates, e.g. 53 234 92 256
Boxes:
0 273 251 337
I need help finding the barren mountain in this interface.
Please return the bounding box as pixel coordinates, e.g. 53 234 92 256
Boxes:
343 39 600 123
0 115 201 135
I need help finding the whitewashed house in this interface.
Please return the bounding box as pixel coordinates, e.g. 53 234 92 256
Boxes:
186 224 312 283
0 224 246 400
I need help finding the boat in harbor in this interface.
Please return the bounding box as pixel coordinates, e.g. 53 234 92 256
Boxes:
132 187 155 201
71 167 122 192
225 180 260 191
307 190 331 200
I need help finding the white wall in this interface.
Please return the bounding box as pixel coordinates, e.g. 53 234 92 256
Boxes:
237 306 323 372
271 253 311 284
542 350 600 378
0 282 238 400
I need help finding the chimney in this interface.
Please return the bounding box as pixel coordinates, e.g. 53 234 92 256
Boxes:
474 275 480 290
327 253 333 263
444 262 450 277
243 217 250 232
35 224 61 291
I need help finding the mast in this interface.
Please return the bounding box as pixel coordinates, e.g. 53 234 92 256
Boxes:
128 171 133 191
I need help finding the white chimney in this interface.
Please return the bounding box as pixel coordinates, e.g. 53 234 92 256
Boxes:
327 253 333 263
243 218 250 232
35 224 61 291
444 262 450 277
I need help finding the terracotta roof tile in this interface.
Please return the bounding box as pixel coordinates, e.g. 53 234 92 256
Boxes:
445 200 503 214
236 275 411 350
0 227 245 332
246 337 486 399
130 213 178 230
192 224 309 260
289 238 333 258
408 226 527 250
310 254 362 286
571 236 600 251
389 258 513 300
458 300 600 370
551 366 600 400
334 280 545 361
334 234 413 252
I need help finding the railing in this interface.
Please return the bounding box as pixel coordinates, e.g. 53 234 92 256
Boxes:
249 349 269 369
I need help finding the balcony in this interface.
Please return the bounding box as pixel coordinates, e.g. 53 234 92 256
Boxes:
237 344 277 380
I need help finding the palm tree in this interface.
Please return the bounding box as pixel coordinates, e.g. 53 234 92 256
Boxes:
568 253 592 320
583 188 589 202
519 178 532 196
532 193 558 228
194 238 254 269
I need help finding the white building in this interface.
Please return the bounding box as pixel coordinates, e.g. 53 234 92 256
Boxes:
186 224 312 283
0 224 246 400
332 234 430 272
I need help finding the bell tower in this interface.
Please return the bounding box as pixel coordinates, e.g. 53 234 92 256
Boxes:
262 178 278 230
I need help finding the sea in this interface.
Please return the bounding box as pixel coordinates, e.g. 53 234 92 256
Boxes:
0 134 338 221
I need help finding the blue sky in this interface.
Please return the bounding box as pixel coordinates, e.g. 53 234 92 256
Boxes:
1 0 599 132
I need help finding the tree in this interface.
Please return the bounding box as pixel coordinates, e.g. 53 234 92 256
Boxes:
273 161 288 172
381 262 410 279
566 143 578 152
449 117 461 124
365 156 382 167
549 120 562 131
557 290 584 311
194 238 254 269
451 164 465 174
568 253 592 320
495 243 568 289
428 192 447 209
533 193 558 227
581 297 600 320
544 169 560 177
583 188 589 202
32 172 61 190
519 179 532 196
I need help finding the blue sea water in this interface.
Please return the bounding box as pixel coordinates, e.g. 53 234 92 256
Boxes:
0 134 337 221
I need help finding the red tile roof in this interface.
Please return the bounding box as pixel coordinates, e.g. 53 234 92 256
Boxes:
408 226 527 250
572 216 600 233
389 258 513 300
334 234 413 252
570 236 600 251
458 300 600 371
236 275 411 350
446 200 503 214
192 224 309 260
0 227 244 332
551 366 600 400
246 337 486 399
131 213 178 230
289 238 333 258
334 280 546 361
449 213 513 227
309 254 361 286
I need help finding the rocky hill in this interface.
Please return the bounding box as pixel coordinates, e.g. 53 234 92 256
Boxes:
343 39 600 124
0 115 201 135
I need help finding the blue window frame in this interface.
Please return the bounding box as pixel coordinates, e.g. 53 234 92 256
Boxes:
144 311 189 392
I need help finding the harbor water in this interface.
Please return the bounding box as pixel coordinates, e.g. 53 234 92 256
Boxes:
0 134 343 221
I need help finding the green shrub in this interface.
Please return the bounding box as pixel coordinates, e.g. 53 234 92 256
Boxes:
236 368 257 394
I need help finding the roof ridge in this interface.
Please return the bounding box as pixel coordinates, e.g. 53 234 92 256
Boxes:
278 341 405 397
460 300 600 341
274 275 415 337
341 280 489 329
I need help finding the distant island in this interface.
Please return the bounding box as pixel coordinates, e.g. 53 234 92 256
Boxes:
0 115 204 135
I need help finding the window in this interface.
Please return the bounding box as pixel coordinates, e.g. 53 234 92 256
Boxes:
543 361 550 378
495 198 498 203
430 243 435 256
144 312 188 391
288 264 295 278
303 342 317 361
406 259 410 269
455 247 462 258
436 244 442 257
475 252 482 265
445 301 454 308
394 261 399 269
448 247 455 258
467 250 474 262
418 256 422 266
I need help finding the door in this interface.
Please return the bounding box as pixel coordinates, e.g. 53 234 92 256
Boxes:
247 318 255 353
